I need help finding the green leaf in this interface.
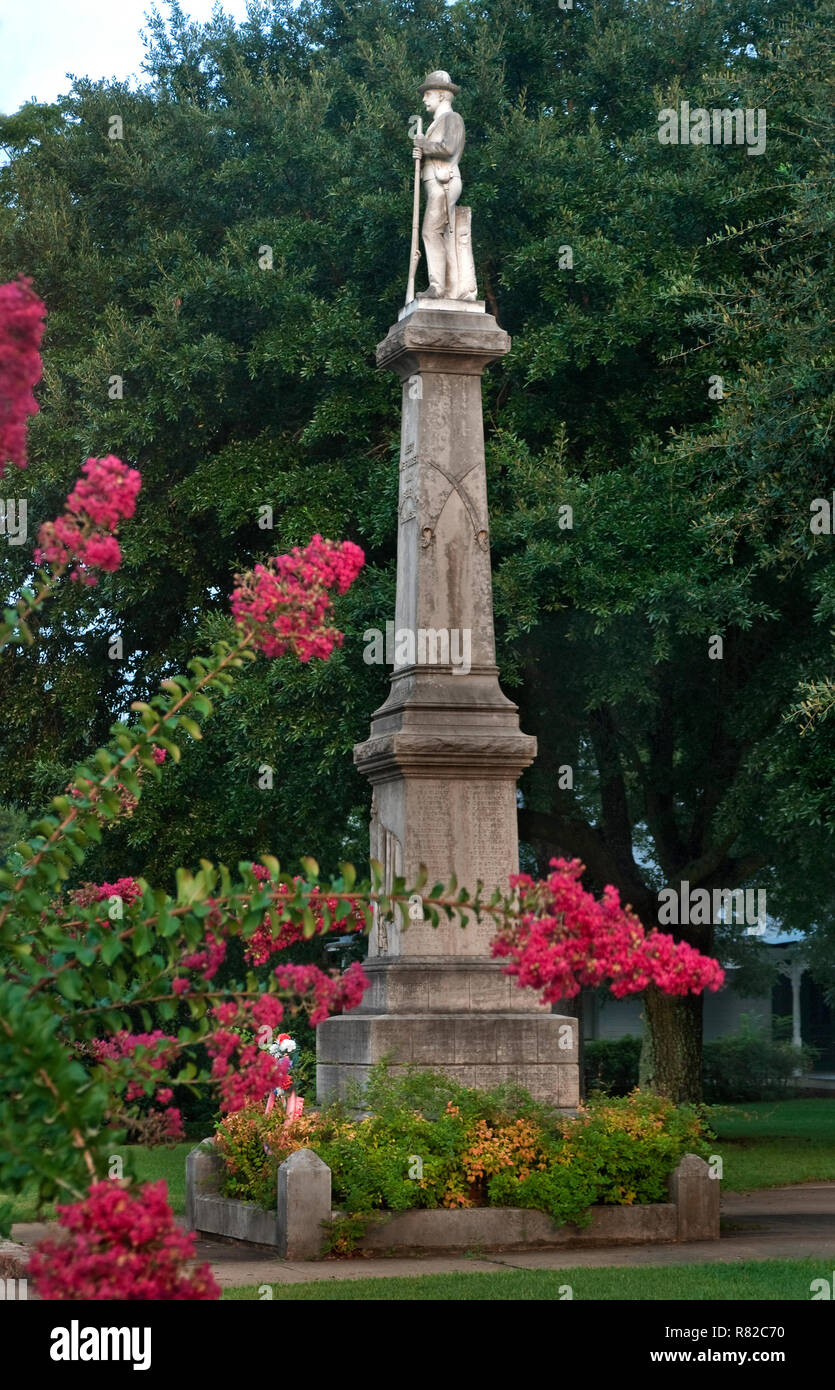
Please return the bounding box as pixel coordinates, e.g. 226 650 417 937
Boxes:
56 971 82 1002
133 923 153 957
101 936 123 966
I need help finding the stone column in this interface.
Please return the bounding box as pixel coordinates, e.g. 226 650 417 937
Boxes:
316 299 579 1108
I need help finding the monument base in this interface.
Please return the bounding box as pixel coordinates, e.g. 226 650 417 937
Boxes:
317 995 580 1110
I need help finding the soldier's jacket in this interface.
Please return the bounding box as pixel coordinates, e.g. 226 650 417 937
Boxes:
421 108 465 183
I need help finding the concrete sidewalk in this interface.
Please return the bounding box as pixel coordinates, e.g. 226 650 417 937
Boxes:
10 1183 835 1290
196 1183 835 1288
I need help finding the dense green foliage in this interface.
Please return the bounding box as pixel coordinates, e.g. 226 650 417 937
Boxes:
585 1024 815 1100
703 1018 816 1101
214 1062 711 1240
1 0 833 1095
584 1034 643 1096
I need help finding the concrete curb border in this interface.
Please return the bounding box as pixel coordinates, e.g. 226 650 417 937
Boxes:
186 1143 719 1260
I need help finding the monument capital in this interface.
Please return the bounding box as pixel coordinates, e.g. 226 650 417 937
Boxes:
377 302 511 379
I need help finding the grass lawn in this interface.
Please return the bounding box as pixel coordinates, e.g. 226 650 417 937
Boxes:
221 1258 827 1300
706 1099 835 1191
5 1141 193 1225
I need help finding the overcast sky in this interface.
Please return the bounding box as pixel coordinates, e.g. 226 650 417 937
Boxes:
0 0 252 115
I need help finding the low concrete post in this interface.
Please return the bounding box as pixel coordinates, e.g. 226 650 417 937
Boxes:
276 1149 332 1260
184 1140 222 1232
668 1153 720 1241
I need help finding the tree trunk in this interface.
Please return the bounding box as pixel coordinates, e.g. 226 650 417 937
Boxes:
640 986 704 1103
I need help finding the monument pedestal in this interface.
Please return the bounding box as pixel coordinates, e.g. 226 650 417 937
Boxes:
318 965 580 1107
316 300 579 1108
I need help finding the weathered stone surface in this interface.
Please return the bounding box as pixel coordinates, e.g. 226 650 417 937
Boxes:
317 1012 577 1107
668 1153 720 1241
184 1140 222 1232
192 1195 279 1247
317 297 579 1107
356 961 465 1013
398 297 486 321
276 1149 332 1260
350 1202 679 1253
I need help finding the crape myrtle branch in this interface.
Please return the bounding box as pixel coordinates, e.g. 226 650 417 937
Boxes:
0 568 70 652
16 866 500 1005
0 862 492 1212
0 630 257 935
0 535 369 935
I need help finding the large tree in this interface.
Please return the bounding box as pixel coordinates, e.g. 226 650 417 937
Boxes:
1 0 832 1098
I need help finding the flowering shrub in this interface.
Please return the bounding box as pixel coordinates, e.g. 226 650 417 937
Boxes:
0 276 45 475
29 1181 219 1300
230 533 364 661
0 280 405 1297
35 455 142 584
215 1109 327 1208
70 877 144 909
492 1088 708 1216
491 857 725 1004
244 870 367 964
214 1064 712 1244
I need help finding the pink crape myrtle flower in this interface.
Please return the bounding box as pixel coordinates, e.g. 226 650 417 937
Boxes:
67 455 141 529
29 1179 219 1300
0 276 46 476
273 959 370 1027
491 858 725 1004
70 877 143 909
244 869 367 965
89 1031 183 1136
90 1029 178 1066
36 455 141 585
230 533 364 661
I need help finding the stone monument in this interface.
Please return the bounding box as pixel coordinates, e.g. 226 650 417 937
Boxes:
316 71 579 1108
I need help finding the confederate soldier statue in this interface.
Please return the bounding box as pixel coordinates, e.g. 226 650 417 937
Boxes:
409 70 478 302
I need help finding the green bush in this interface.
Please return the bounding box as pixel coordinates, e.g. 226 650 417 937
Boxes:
583 1019 817 1103
583 1036 642 1096
214 1064 713 1240
702 1018 817 1102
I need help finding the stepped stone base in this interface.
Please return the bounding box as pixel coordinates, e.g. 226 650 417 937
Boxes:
316 1010 579 1109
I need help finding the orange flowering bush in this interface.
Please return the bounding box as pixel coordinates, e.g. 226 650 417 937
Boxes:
215 1106 334 1207
462 1117 549 1186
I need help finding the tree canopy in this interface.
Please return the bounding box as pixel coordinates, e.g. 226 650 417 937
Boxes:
1 0 833 1096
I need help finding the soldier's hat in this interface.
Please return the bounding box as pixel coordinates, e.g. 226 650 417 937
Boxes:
417 69 461 95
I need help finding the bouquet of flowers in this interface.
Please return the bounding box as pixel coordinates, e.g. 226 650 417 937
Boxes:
264 1034 304 1121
